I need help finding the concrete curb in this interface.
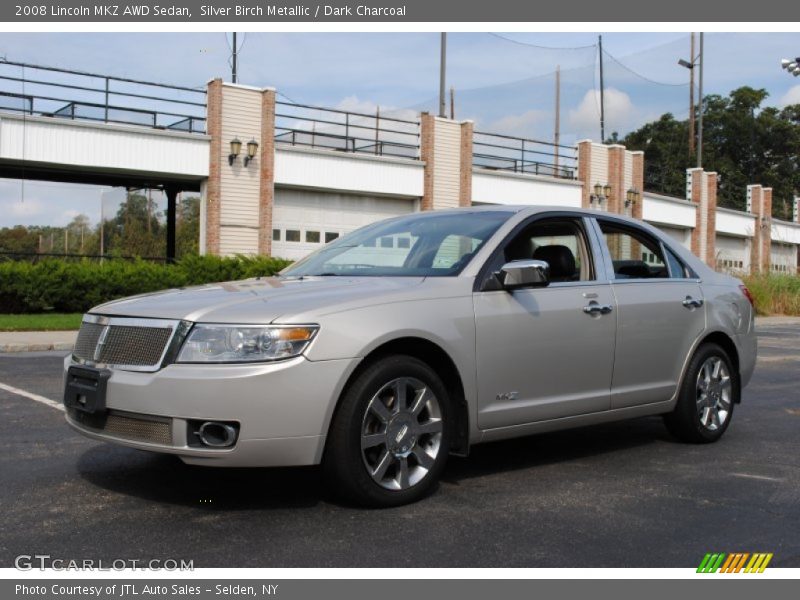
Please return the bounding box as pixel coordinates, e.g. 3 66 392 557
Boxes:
0 342 75 353
0 331 77 354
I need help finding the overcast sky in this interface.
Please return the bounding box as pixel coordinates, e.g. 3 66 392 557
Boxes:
2 31 799 228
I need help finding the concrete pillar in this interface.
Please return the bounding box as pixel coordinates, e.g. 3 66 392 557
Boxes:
420 113 473 211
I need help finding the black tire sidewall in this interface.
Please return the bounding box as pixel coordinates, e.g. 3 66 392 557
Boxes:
324 354 452 507
672 343 738 443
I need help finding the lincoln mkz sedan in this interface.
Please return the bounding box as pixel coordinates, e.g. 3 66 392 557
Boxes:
64 206 757 506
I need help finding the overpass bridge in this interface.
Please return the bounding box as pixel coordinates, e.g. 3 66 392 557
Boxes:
0 59 797 273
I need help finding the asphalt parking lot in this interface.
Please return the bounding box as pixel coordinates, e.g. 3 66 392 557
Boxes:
1 318 799 568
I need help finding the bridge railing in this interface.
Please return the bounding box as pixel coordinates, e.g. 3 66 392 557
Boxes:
275 100 421 159
0 59 207 134
473 131 577 179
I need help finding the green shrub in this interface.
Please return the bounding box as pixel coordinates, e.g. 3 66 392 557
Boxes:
0 255 291 314
742 273 800 316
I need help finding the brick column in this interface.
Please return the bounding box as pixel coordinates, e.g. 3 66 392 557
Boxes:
606 145 626 214
577 140 593 209
761 188 773 272
630 151 644 221
688 168 703 259
748 185 764 273
258 88 276 255
459 120 474 207
420 112 435 211
705 172 718 268
205 78 223 255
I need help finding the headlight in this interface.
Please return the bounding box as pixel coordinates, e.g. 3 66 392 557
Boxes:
176 324 318 363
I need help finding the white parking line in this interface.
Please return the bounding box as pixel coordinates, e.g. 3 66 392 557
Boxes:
0 381 64 412
731 472 783 482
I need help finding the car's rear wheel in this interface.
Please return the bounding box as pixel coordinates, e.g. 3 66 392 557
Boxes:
664 342 738 443
323 355 450 507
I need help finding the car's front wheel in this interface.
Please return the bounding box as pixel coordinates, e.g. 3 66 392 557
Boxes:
664 342 738 443
323 355 451 507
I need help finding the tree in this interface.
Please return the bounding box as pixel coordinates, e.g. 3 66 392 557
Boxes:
621 87 800 219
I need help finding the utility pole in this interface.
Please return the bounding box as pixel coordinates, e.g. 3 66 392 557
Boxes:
232 32 238 84
688 33 696 156
64 227 68 254
554 65 561 171
697 32 704 168
450 86 455 119
599 35 606 143
439 33 447 118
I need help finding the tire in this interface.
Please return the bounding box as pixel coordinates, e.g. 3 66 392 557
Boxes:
323 354 451 507
664 342 738 443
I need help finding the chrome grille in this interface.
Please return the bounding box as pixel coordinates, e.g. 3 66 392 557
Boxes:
72 316 179 371
103 413 173 445
70 409 173 445
98 325 173 366
73 322 104 358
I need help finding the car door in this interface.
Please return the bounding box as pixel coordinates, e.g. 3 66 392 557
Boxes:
592 217 706 409
473 215 617 430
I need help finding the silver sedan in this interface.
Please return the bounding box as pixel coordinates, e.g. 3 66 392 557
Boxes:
64 206 757 506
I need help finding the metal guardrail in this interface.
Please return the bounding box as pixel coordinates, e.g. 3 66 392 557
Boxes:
0 60 207 133
473 131 577 179
275 100 420 159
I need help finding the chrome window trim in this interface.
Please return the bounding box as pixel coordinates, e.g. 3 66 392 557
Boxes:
72 314 182 373
588 216 703 285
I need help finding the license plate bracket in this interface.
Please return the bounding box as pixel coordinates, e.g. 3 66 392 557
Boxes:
64 365 110 414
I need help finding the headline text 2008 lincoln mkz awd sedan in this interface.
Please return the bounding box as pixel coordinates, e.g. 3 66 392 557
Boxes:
64 206 757 506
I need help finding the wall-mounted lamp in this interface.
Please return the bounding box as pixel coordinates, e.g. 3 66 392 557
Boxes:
625 188 640 208
244 139 259 167
760 216 772 230
590 182 611 207
228 137 242 166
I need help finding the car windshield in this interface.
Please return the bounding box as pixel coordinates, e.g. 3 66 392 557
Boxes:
281 211 511 277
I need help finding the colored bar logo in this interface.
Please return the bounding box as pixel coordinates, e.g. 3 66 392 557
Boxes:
697 552 773 573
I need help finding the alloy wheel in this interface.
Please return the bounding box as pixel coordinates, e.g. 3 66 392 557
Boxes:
360 377 443 491
696 356 732 431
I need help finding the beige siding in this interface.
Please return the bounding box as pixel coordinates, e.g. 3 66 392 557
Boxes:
219 225 259 256
219 85 262 254
432 119 461 209
589 142 609 186
623 151 633 192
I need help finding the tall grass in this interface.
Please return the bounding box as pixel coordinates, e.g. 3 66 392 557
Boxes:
741 273 800 316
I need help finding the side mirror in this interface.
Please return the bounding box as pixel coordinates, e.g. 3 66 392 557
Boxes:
498 259 550 290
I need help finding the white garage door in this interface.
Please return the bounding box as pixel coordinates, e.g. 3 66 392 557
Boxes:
271 189 417 260
716 235 750 274
771 242 797 274
653 225 691 249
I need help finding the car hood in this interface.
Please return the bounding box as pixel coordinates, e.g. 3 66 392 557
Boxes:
90 276 428 323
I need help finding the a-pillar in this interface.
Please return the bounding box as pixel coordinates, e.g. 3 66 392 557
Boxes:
420 113 474 210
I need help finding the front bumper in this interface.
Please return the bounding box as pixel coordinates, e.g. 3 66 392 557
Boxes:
63 354 359 466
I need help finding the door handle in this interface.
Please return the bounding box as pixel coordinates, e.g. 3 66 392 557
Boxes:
583 302 613 315
682 296 704 309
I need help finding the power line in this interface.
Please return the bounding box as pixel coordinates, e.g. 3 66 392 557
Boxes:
602 49 688 87
487 32 597 51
